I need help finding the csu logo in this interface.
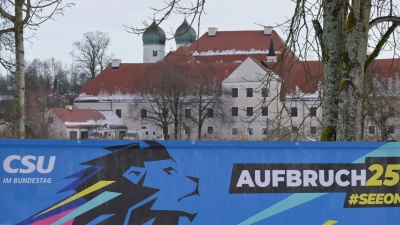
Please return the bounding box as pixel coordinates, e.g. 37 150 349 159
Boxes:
3 155 56 174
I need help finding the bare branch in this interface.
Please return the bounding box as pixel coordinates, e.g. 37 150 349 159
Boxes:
365 22 398 74
369 16 400 27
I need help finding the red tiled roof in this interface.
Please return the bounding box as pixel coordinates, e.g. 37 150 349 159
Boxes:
370 58 400 78
51 108 105 123
78 63 155 97
78 62 240 98
265 58 400 97
78 57 400 102
269 60 323 94
164 46 196 63
164 30 286 63
50 108 126 129
189 30 284 53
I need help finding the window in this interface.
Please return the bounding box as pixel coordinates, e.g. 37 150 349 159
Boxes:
207 108 214 118
207 126 214 134
69 131 77 139
185 127 191 134
310 126 317 135
262 128 268 135
232 88 238 97
247 107 253 116
261 88 269 97
388 126 395 134
141 109 147 118
292 126 298 132
185 109 191 118
116 109 122 118
246 88 253 97
232 107 238 116
262 107 268 116
81 131 88 140
291 107 298 117
232 128 238 135
369 126 375 135
247 128 254 135
153 50 157 56
309 107 317 117
141 126 147 129
48 117 53 124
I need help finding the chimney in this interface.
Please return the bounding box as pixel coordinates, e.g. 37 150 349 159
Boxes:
111 59 122 69
66 105 73 111
208 27 218 37
264 26 273 36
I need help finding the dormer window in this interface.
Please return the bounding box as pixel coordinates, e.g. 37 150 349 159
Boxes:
153 51 158 56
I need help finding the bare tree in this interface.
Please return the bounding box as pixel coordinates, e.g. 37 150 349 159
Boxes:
0 0 73 138
70 31 113 82
129 64 189 140
24 58 70 138
0 73 13 136
187 64 233 140
163 64 191 140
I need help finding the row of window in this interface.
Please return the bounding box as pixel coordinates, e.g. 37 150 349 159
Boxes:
140 107 267 118
368 126 395 135
291 107 317 117
140 108 215 119
140 107 315 118
124 106 317 119
232 107 268 117
231 88 269 98
184 109 214 118
291 126 317 134
230 106 317 118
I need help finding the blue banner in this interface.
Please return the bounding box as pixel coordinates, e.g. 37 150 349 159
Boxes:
1 140 400 224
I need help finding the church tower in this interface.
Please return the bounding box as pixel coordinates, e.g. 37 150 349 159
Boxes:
143 19 166 63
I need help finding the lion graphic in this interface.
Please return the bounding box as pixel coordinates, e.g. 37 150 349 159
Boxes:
18 141 199 225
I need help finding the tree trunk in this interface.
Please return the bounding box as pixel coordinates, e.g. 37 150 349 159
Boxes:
163 125 169 140
337 0 371 141
14 0 26 139
174 101 179 140
197 122 203 140
197 103 203 140
320 0 348 141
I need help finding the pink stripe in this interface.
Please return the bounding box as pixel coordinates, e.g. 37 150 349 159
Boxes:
32 208 77 225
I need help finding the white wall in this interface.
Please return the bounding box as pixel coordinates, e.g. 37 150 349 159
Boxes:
143 45 165 63
221 58 282 140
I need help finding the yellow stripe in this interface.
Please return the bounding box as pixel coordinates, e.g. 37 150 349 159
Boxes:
323 220 338 225
35 180 115 217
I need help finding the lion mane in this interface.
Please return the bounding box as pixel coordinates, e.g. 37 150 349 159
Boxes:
18 141 198 225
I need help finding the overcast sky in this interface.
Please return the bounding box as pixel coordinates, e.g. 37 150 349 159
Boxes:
22 0 295 67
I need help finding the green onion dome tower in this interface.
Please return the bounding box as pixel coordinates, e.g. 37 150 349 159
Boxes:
142 19 166 63
175 17 197 49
